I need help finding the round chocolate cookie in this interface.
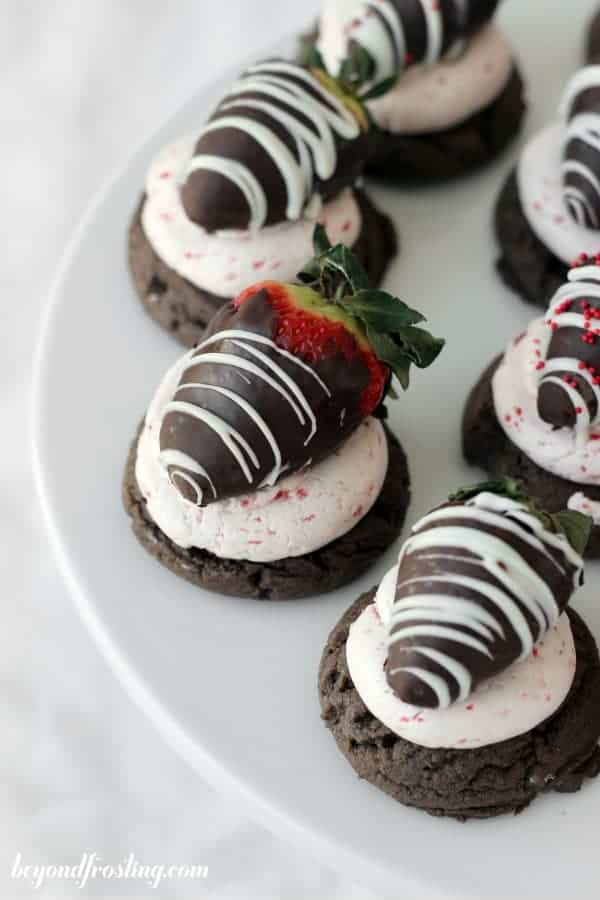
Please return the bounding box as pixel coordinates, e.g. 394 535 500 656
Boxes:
122 425 410 601
319 589 600 820
495 170 568 306
128 189 398 348
366 67 526 181
462 356 600 558
587 8 600 63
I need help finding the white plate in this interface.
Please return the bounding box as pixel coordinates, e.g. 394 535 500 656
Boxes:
32 4 600 898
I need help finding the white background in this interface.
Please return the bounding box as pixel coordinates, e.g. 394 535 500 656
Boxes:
1 2 381 897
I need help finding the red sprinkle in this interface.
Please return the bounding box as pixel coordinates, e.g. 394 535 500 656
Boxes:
273 489 290 502
466 704 474 711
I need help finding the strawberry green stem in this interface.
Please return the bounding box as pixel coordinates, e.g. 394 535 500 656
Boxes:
297 226 445 390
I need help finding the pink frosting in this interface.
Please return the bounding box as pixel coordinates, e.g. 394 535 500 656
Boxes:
346 566 576 750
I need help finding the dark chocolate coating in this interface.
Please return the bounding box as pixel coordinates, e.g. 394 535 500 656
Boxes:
461 0 501 33
347 0 501 77
538 321 600 428
386 497 582 708
181 60 369 232
563 82 600 229
159 288 373 506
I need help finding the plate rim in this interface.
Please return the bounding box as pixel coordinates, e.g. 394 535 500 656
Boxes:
30 13 600 894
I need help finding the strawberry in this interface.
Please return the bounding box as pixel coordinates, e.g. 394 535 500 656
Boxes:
159 227 444 506
233 281 387 416
181 59 371 233
387 478 591 709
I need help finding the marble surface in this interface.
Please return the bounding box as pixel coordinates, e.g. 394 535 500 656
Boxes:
1 2 380 897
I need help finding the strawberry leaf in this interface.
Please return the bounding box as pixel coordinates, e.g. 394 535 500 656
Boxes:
298 226 445 391
339 290 425 331
302 45 326 71
394 325 446 369
312 223 332 256
364 326 444 389
338 47 373 92
449 478 525 504
298 238 370 294
550 511 592 557
359 75 398 101
365 328 412 389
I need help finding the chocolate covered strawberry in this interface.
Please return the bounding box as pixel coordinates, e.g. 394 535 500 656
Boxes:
538 258 600 430
158 227 444 506
181 59 371 233
388 479 590 709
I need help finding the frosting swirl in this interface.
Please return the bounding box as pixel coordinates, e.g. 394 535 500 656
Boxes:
493 262 600 485
141 136 362 299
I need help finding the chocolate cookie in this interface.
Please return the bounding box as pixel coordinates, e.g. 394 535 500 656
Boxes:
319 590 600 820
366 67 526 181
462 356 600 558
122 425 410 601
587 8 600 63
128 189 398 348
495 170 568 306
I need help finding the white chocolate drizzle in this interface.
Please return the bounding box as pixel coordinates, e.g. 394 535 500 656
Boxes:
537 265 600 440
561 66 600 230
388 492 584 709
186 61 360 230
158 330 332 504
